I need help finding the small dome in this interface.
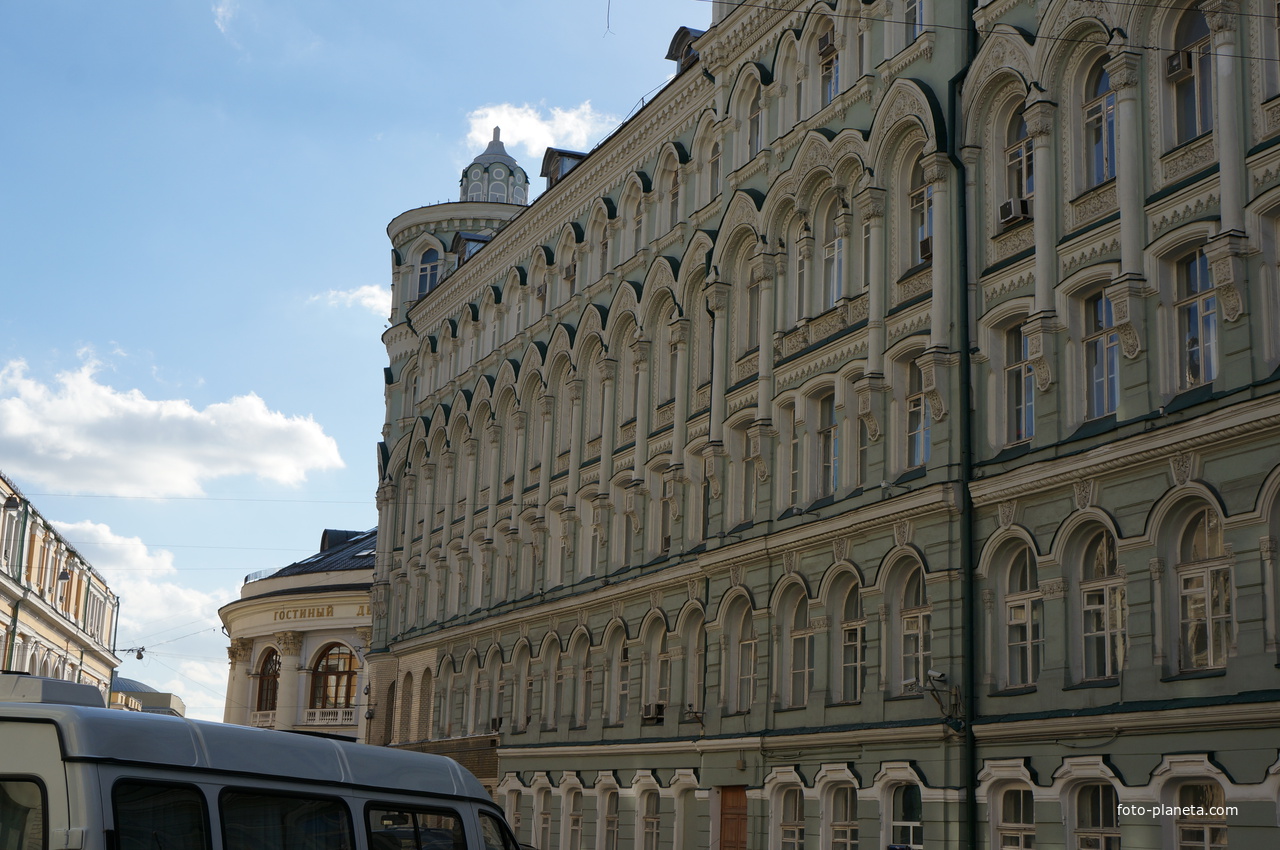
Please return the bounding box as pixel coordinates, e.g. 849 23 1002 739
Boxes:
459 127 529 205
471 127 518 168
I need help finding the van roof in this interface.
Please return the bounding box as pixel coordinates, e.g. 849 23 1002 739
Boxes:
0 702 489 801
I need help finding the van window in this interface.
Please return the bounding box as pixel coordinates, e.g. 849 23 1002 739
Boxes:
367 806 465 850
0 780 45 850
222 790 353 850
477 813 518 850
113 781 210 850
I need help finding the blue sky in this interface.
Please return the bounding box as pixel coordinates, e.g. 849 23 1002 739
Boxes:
0 0 708 719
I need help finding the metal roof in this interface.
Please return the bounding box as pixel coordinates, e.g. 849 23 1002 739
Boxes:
265 528 376 579
0 702 488 800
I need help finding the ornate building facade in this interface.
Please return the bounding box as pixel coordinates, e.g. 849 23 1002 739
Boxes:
371 1 1280 847
1 472 119 696
220 528 374 741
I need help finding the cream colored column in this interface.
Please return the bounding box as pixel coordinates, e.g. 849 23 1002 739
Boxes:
632 338 652 476
223 637 254 725
857 188 887 375
1025 100 1058 316
1206 1 1244 233
706 283 731 445
924 153 953 351
1106 52 1144 278
598 359 618 484
274 631 304 731
670 319 691 465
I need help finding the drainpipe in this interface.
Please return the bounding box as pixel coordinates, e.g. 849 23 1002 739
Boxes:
949 4 980 849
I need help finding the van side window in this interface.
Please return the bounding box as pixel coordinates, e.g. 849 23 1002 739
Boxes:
1 779 45 850
113 781 210 850
222 790 353 850
367 806 465 850
478 812 519 850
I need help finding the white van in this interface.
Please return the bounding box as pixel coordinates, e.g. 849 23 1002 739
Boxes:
0 674 520 850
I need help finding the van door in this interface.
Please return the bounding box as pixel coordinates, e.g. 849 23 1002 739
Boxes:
0 720 71 850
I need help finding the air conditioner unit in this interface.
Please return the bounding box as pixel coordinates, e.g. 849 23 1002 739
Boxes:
489 717 503 733
998 198 1031 225
1166 50 1193 82
642 702 666 723
918 236 933 262
818 32 836 57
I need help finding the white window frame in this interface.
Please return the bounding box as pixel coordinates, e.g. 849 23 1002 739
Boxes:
1177 507 1232 672
1084 292 1119 419
1176 247 1217 389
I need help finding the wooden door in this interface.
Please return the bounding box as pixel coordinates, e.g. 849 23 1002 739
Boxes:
720 785 747 850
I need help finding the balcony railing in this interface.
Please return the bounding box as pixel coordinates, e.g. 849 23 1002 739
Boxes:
250 711 275 728
304 708 356 726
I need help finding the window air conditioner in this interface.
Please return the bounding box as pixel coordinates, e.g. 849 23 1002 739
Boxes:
642 702 666 723
818 32 836 57
489 717 503 732
918 236 933 262
1166 50 1193 82
998 198 1031 225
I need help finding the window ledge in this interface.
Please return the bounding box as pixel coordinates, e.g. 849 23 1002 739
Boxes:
988 685 1037 697
1062 678 1120 691
885 692 925 702
773 704 806 713
1160 668 1227 683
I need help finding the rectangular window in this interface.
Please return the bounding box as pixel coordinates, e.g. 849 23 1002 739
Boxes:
788 407 801 506
901 611 931 691
821 55 839 106
115 781 209 850
737 639 755 710
841 622 866 703
221 790 352 850
367 806 466 850
907 365 931 468
790 631 814 705
822 238 842 310
1178 248 1217 388
1083 582 1127 680
746 280 761 351
1006 596 1044 687
1007 327 1035 443
1179 564 1231 670
818 395 839 496
602 793 619 850
904 0 923 42
1085 88 1117 187
1 779 45 850
1085 294 1119 418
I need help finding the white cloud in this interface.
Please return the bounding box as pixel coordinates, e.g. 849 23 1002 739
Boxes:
0 354 343 498
466 101 619 162
311 285 390 317
55 520 235 722
212 0 237 36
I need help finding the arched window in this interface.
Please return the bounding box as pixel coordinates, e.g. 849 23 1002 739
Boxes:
727 600 756 712
1005 108 1033 205
1177 246 1217 388
468 181 484 202
747 84 763 158
1075 783 1119 849
564 790 584 850
818 20 839 107
309 644 356 710
640 792 661 850
1175 782 1228 848
1084 59 1116 187
1005 546 1043 687
780 787 805 850
601 790 620 850
417 249 440 298
255 648 280 713
645 628 671 716
998 787 1035 849
708 142 721 199
891 785 924 849
1178 506 1231 671
909 158 933 265
1081 528 1126 680
783 590 814 707
830 784 857 850
632 197 645 254
489 182 507 203
900 565 932 693
1173 7 1213 144
838 581 866 703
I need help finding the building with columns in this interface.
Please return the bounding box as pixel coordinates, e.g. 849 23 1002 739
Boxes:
370 1 1280 848
1 472 119 697
219 528 374 741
